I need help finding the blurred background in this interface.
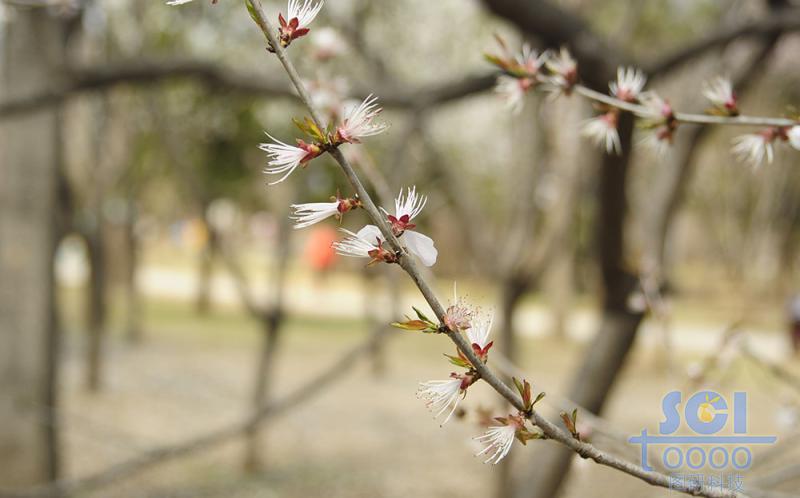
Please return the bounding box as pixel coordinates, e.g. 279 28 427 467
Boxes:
1 0 800 497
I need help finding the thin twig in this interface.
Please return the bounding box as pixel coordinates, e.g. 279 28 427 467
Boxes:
574 85 796 128
246 2 746 497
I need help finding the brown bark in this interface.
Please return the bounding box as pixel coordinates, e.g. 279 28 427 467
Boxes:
195 207 218 315
0 6 66 486
518 113 642 498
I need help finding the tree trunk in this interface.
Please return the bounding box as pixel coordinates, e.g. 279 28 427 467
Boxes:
85 223 107 392
195 207 218 315
520 114 643 498
0 6 65 486
124 199 143 344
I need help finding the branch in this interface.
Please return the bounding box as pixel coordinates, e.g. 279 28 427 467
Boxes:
0 57 496 120
480 0 628 86
647 10 800 77
574 84 797 128
247 3 746 497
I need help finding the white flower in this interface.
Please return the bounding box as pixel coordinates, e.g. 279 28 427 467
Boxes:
417 378 465 426
475 424 517 464
516 43 547 75
335 95 388 144
581 112 621 155
286 0 323 29
305 76 349 118
609 66 646 102
703 77 737 113
788 126 800 150
443 282 473 331
332 225 383 258
259 134 320 185
290 201 339 229
310 27 347 60
382 187 437 267
636 91 672 120
467 310 494 349
291 196 359 229
495 75 531 114
732 132 774 167
544 47 577 93
392 186 426 221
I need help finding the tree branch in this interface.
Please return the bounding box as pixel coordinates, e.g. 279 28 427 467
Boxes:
247 2 746 497
0 57 496 120
647 10 800 77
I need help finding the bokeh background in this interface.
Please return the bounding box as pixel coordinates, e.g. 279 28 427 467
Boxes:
1 0 800 497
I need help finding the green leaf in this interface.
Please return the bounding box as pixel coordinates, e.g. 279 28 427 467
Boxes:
444 353 471 369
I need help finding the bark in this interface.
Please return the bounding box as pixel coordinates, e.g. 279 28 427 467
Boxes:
0 6 65 486
519 114 642 498
84 224 107 393
195 206 218 315
123 199 143 344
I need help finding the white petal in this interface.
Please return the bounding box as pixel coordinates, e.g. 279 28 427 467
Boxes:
788 126 800 151
402 230 437 267
356 224 384 243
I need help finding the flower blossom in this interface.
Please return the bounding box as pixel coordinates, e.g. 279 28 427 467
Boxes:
378 186 438 267
259 134 322 185
637 92 677 154
703 77 738 116
332 226 397 265
334 95 388 144
544 47 578 95
788 126 800 150
609 66 646 102
467 310 494 361
310 27 347 61
290 195 360 229
581 111 621 155
474 416 524 464
279 0 324 47
417 372 477 426
443 283 473 332
495 75 534 114
731 130 777 167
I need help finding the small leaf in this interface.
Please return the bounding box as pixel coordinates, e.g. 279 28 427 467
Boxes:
412 306 432 323
532 391 546 407
391 319 428 331
445 353 472 369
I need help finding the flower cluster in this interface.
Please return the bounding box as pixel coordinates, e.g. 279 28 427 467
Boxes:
485 39 800 165
168 0 323 50
259 94 386 185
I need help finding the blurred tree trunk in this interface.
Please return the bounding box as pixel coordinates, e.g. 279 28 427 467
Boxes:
84 98 111 393
124 198 143 344
244 215 291 472
84 222 107 392
519 114 642 498
0 6 66 486
195 202 218 315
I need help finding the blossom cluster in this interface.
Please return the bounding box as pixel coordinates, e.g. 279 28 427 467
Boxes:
486 38 800 166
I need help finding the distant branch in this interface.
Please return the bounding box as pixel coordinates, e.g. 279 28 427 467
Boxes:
0 57 496 120
647 11 800 77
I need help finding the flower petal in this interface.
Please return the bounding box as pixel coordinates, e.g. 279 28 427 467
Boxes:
402 230 437 267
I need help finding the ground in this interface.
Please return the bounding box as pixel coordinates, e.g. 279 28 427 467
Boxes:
53 278 800 498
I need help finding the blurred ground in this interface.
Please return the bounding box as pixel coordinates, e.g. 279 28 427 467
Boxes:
53 255 800 497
